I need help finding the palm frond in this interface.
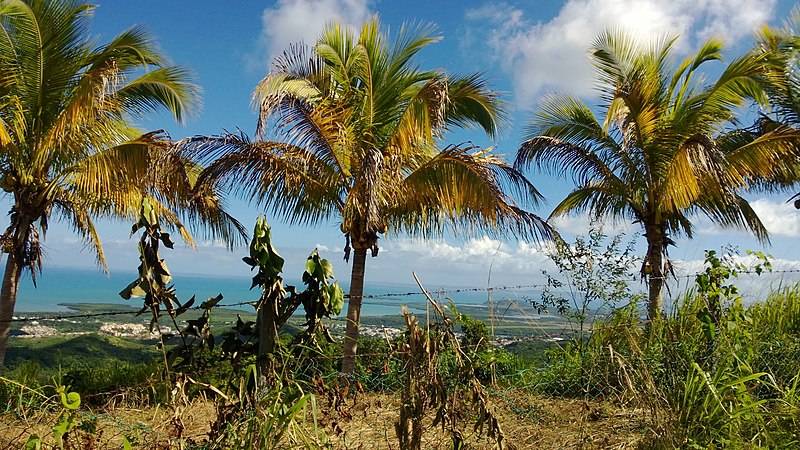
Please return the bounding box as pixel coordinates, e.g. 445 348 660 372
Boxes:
116 66 199 123
187 133 345 227
389 145 550 241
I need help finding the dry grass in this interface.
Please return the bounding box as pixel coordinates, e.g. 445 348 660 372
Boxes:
0 400 215 450
324 390 645 449
0 389 646 449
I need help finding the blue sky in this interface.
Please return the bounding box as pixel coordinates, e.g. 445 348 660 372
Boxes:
26 0 800 292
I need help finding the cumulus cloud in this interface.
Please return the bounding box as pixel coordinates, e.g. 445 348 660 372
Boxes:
466 0 776 105
749 199 800 238
697 198 800 238
669 253 800 302
198 239 229 249
385 236 552 276
257 0 373 66
672 253 800 276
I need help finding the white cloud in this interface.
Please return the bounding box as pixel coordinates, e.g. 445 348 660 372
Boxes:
697 198 800 238
466 0 776 105
257 0 373 66
749 199 800 238
385 236 552 277
669 254 800 303
198 239 229 249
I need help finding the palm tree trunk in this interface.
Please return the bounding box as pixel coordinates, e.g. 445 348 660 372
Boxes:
256 281 284 383
646 237 665 321
0 254 22 370
341 248 367 375
256 297 278 375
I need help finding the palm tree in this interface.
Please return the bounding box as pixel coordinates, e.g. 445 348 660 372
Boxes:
0 0 246 367
752 15 800 208
187 18 551 374
514 30 800 320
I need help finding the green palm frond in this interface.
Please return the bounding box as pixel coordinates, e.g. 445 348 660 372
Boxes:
191 17 541 259
752 11 800 204
517 28 789 273
188 133 345 228
116 66 199 123
0 0 242 277
52 196 107 270
391 145 551 241
444 73 503 137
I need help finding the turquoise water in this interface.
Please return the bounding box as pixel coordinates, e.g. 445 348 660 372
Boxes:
14 267 519 317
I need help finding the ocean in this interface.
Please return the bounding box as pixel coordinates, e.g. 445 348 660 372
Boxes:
13 267 531 317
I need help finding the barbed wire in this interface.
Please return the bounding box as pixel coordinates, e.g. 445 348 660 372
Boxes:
346 283 549 299
0 285 551 324
1 300 256 324
4 268 800 324
647 267 800 280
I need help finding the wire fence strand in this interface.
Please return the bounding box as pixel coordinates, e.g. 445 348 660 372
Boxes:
4 268 800 324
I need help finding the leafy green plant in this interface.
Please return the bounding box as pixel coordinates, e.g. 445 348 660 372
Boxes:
458 312 491 353
694 248 771 334
24 385 87 450
534 225 640 348
206 364 328 449
120 198 198 332
527 227 641 397
231 216 343 376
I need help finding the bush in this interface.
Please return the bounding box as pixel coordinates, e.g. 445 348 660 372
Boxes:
531 285 800 447
354 336 404 391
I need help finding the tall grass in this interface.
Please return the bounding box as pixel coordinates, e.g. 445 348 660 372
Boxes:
526 287 800 447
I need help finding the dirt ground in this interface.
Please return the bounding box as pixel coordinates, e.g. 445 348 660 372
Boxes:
0 390 647 449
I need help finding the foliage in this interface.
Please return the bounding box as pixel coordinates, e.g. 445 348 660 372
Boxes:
120 198 198 330
515 29 800 318
458 312 491 353
0 336 163 413
222 215 344 372
454 310 520 384
395 289 505 450
184 16 551 373
22 386 92 450
533 226 640 342
204 365 328 449
300 250 345 333
693 247 771 341
528 251 800 447
753 10 800 203
119 198 224 377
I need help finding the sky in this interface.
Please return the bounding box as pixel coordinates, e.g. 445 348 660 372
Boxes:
21 0 800 294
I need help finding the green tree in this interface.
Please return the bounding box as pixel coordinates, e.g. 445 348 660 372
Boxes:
0 0 245 367
535 224 640 348
752 13 800 208
242 216 343 375
188 18 551 374
514 30 800 320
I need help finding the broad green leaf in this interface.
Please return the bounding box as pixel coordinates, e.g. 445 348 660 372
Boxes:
24 435 41 450
320 258 334 278
329 283 344 315
305 258 317 276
